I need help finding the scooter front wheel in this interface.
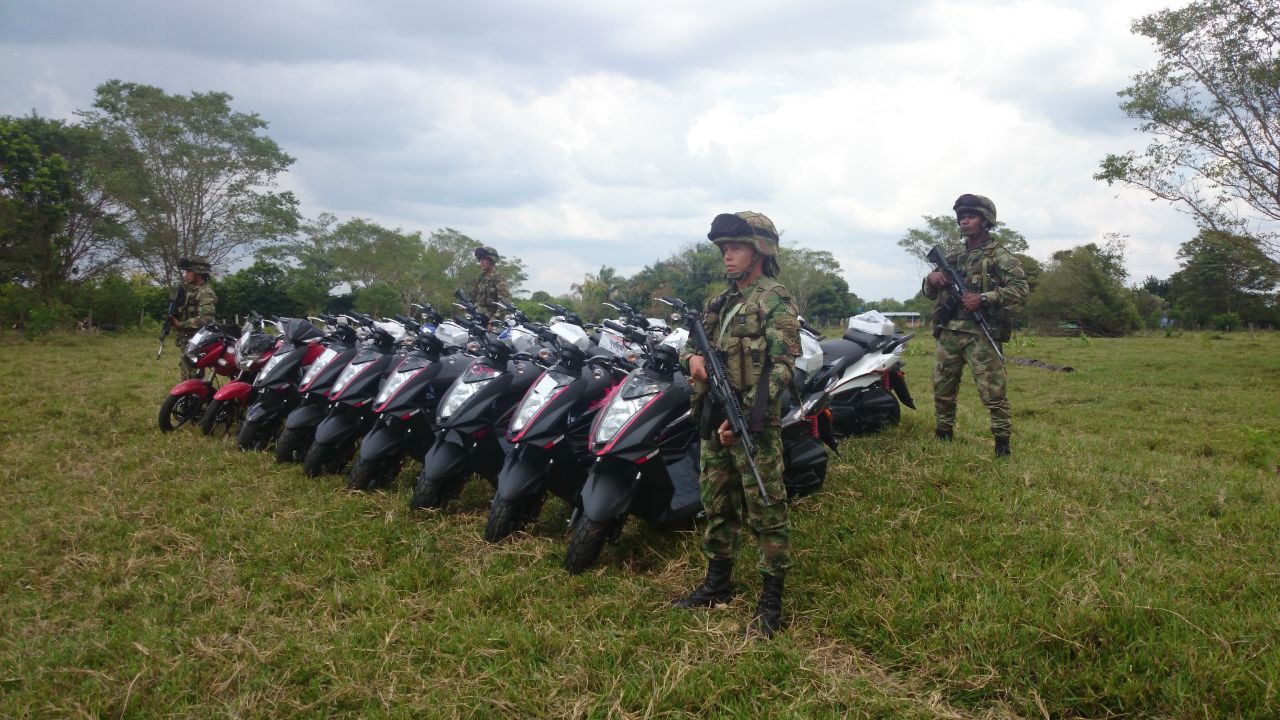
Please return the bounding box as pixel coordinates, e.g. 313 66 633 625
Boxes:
158 392 204 432
199 398 239 437
275 426 313 463
237 417 275 452
563 517 619 574
347 456 401 492
303 440 345 477
483 493 544 543
410 472 464 510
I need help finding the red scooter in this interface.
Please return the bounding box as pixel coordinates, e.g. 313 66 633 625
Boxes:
194 312 282 437
157 317 272 432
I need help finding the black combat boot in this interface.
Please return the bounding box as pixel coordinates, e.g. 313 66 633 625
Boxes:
935 427 953 441
673 557 735 608
994 437 1011 457
748 572 785 639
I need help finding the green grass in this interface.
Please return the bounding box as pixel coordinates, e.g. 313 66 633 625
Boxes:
1 329 1278 718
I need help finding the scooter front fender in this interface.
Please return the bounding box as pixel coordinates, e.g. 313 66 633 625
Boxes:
213 381 253 403
581 460 638 524
314 410 359 446
245 392 284 423
496 448 549 502
284 402 328 430
169 379 212 398
419 431 470 481
359 422 405 463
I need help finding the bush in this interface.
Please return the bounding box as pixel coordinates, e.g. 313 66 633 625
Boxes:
1211 312 1242 331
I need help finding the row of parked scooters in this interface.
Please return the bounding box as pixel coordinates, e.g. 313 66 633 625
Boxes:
157 292 916 572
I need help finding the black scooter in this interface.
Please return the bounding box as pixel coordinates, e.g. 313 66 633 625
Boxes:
236 316 328 451
275 315 363 463
346 307 475 491
483 314 621 542
302 317 405 477
408 295 548 511
562 298 834 574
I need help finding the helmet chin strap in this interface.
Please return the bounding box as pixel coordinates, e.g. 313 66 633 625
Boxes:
726 250 761 282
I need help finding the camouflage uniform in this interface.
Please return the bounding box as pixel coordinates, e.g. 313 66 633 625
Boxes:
692 274 800 574
469 267 510 319
923 236 1027 440
175 281 218 381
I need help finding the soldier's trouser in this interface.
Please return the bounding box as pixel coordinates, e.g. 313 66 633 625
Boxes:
176 332 200 381
933 328 1010 440
699 425 791 575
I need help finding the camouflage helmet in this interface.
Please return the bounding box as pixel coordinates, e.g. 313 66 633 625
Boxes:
953 194 997 228
707 211 779 257
179 255 212 274
473 246 500 262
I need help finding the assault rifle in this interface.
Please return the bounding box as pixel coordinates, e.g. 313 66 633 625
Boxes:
156 283 187 359
661 296 771 504
927 245 1005 365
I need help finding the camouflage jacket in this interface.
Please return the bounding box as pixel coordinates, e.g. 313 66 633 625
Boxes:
177 282 217 331
470 269 510 319
682 276 800 419
923 238 1028 336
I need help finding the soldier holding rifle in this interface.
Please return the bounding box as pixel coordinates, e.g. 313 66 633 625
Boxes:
675 211 801 639
923 194 1027 457
169 256 217 380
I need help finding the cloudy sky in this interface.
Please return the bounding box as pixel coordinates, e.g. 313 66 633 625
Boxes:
0 0 1199 301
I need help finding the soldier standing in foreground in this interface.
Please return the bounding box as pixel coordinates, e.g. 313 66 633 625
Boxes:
469 246 510 323
923 194 1028 457
675 211 801 639
171 256 218 380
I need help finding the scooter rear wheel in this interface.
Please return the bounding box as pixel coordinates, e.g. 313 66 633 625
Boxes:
158 392 204 432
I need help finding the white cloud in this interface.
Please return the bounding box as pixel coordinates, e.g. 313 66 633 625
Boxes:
0 0 1201 300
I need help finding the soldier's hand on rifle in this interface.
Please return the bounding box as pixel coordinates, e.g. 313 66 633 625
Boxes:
926 271 947 288
961 292 984 312
168 315 179 328
717 419 737 446
688 354 708 383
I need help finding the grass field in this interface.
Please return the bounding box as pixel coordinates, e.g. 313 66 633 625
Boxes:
1 328 1278 718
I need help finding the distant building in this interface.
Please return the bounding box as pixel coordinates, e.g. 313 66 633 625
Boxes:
881 311 921 328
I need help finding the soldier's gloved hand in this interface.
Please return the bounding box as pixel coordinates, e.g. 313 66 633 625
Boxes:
688 355 708 383
961 292 984 312
926 271 947 288
717 419 737 446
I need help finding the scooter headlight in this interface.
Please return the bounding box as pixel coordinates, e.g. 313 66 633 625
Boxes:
300 348 338 389
375 366 420 406
330 360 372 398
592 373 664 445
438 363 501 420
511 371 573 434
254 349 292 385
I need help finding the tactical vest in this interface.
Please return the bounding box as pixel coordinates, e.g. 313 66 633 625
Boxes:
945 243 1012 341
711 278 784 401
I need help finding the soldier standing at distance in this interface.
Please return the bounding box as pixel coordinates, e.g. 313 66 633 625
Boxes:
675 211 801 639
923 194 1028 457
171 255 218 380
469 246 510 323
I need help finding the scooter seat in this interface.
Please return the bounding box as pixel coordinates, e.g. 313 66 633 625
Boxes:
819 338 867 365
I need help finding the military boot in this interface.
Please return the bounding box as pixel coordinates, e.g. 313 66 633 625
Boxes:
995 437 1011 457
747 572 785 639
935 427 953 441
673 557 735 608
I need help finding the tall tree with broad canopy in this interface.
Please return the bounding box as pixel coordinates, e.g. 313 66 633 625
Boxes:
79 81 298 285
1168 229 1280 325
1096 0 1280 265
0 115 126 300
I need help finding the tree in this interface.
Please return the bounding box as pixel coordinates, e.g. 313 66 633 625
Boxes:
0 115 126 300
1167 229 1280 325
79 80 298 285
1024 240 1141 336
898 214 1028 264
217 260 303 322
777 244 849 318
1096 0 1280 266
570 266 622 322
